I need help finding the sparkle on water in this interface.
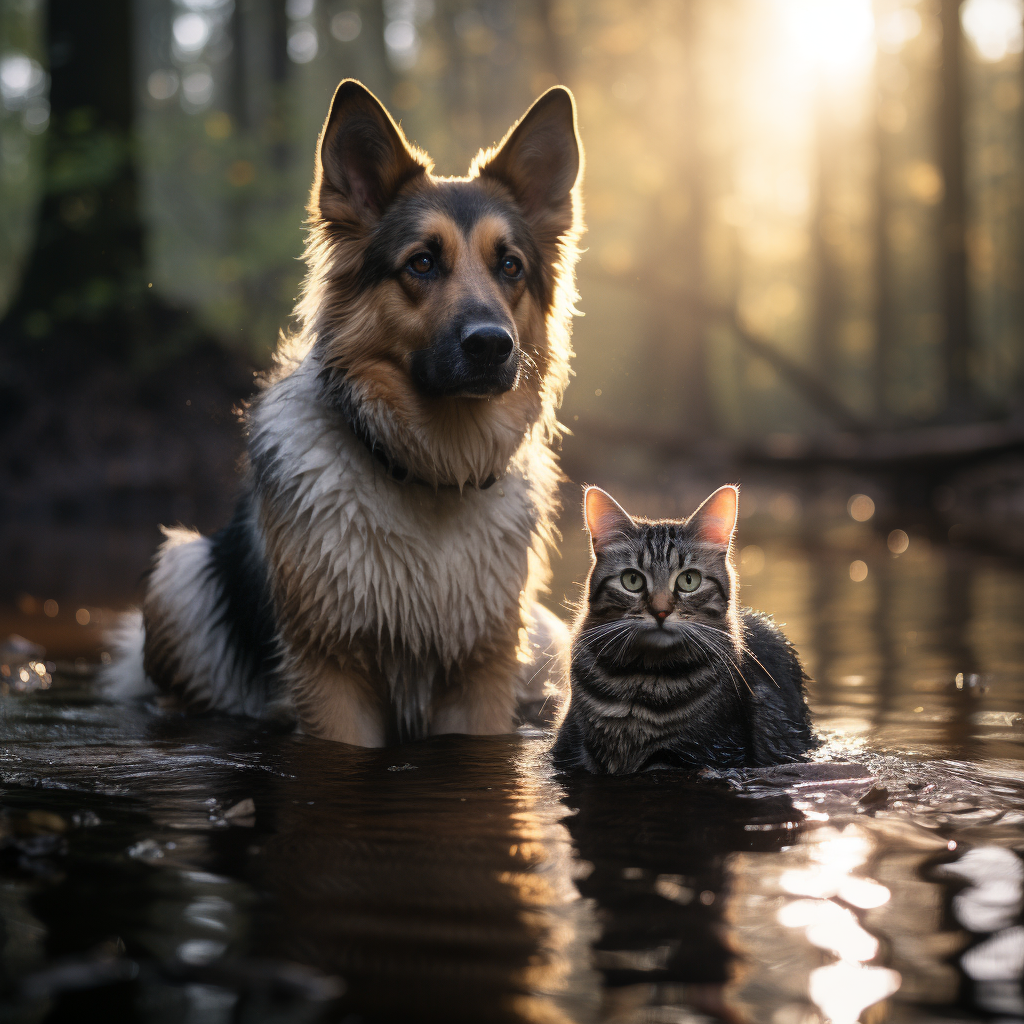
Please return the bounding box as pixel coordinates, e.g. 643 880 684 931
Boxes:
1 495 1022 1023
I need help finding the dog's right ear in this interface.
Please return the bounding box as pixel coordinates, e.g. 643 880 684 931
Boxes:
315 80 428 229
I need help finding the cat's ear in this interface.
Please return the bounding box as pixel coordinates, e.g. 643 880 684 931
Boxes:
689 485 739 548
475 87 582 242
315 80 429 229
584 486 633 555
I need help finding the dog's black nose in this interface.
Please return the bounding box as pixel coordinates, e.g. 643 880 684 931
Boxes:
461 325 514 367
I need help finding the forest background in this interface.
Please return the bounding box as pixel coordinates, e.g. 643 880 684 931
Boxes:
2 0 1023 610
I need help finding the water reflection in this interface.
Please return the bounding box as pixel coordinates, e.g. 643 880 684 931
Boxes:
232 736 599 1023
0 679 1022 1022
737 524 1024 760
937 846 1024 1018
3 500 1024 1021
559 771 800 1022
775 826 901 1023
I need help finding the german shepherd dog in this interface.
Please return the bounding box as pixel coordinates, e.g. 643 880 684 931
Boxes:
102 81 584 746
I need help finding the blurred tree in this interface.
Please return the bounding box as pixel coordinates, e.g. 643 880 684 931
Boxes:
666 0 712 436
811 89 841 396
872 50 896 425
0 0 209 378
939 0 973 417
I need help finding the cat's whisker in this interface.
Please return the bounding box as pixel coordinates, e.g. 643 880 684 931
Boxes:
738 647 782 688
579 616 637 635
594 622 639 659
686 620 783 686
691 634 746 696
608 623 641 661
689 622 783 690
678 628 739 696
681 624 754 696
580 625 634 655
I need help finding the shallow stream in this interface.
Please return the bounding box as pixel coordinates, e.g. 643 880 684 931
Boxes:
1 490 1022 1023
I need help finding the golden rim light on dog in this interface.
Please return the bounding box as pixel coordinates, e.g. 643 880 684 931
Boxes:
101 80 585 748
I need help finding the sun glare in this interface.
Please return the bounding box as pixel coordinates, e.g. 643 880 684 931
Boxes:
961 0 1024 62
781 0 876 74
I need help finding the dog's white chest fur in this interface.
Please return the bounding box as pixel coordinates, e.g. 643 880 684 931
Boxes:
253 362 553 673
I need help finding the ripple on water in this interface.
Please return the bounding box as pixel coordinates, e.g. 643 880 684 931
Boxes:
2 512 1024 1023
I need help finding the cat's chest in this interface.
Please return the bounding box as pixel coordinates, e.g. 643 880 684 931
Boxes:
586 666 745 737
590 677 750 770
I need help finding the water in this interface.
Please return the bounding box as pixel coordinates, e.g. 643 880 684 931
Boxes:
1 490 1023 1024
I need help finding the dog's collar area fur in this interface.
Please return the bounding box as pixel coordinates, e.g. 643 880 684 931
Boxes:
319 366 497 491
352 411 498 490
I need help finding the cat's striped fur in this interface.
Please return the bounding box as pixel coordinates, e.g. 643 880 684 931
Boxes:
552 486 815 774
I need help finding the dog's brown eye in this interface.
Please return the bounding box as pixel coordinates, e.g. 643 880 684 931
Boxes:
500 256 522 279
408 253 433 275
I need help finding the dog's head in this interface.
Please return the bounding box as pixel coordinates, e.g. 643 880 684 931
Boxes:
293 80 584 487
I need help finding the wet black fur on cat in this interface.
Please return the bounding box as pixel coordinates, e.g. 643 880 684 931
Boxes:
552 485 815 774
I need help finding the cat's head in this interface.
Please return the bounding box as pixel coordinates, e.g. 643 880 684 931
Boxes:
580 484 740 660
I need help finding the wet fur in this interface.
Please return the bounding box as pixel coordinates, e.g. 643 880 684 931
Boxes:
552 487 815 773
102 81 582 745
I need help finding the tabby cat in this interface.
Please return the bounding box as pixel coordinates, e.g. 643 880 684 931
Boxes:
552 485 815 774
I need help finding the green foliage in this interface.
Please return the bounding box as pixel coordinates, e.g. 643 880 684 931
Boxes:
0 0 46 315
1 0 1022 427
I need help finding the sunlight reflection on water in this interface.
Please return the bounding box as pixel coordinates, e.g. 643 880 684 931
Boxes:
2 489 1024 1022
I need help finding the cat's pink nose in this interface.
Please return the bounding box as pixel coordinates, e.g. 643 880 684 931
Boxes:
656 610 668 620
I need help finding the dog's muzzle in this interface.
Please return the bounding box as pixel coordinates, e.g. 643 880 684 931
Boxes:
410 320 520 398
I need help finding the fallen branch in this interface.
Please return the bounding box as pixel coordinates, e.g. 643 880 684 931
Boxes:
711 303 871 433
569 415 1024 468
587 269 870 432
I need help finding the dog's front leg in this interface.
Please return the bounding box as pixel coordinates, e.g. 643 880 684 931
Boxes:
431 643 520 737
286 651 386 747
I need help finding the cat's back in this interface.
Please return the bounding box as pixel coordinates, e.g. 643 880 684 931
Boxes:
740 609 804 687
738 608 815 764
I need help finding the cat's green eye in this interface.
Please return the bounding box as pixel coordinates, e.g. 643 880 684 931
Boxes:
676 569 702 593
620 570 646 592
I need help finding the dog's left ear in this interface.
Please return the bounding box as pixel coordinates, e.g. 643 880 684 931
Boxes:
315 79 428 230
477 87 582 242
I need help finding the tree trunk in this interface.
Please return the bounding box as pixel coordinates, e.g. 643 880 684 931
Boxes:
673 0 711 436
873 57 896 424
0 0 206 378
0 0 253 535
938 0 972 417
811 85 841 393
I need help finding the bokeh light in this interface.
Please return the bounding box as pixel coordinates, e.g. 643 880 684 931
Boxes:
848 495 876 522
172 13 211 55
887 529 910 554
781 0 876 74
961 0 1024 62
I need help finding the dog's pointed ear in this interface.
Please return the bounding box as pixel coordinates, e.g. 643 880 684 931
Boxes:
688 486 739 549
584 486 633 555
477 86 582 240
315 80 428 228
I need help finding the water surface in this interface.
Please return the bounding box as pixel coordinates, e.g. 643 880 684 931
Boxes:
1 496 1022 1023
